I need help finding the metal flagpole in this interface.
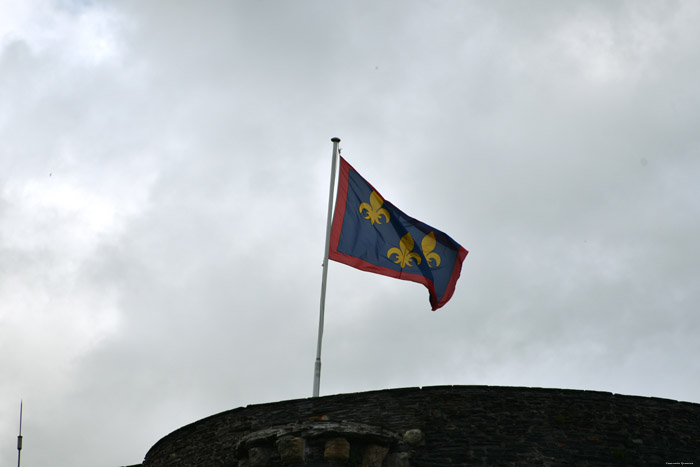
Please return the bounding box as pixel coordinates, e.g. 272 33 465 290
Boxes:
17 400 23 467
313 137 340 397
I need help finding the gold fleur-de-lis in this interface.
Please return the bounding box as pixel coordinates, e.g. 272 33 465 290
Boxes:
421 231 441 268
359 191 390 225
387 233 422 268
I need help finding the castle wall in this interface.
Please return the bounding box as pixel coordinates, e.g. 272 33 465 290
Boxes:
142 386 700 466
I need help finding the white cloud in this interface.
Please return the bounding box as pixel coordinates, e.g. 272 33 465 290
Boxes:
1 0 124 63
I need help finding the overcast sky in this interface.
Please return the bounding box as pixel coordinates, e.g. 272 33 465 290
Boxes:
1 1 699 465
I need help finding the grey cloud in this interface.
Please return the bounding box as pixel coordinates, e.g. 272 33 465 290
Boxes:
1 2 699 466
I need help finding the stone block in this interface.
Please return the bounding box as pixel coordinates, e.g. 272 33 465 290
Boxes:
403 429 424 446
385 452 410 467
362 444 389 467
324 437 350 462
248 447 271 467
276 436 305 464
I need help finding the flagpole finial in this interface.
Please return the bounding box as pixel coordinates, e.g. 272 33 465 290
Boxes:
331 137 341 143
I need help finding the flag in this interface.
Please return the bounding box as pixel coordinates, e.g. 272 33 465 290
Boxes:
328 156 468 310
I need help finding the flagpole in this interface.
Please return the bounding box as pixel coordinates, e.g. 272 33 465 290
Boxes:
313 137 340 398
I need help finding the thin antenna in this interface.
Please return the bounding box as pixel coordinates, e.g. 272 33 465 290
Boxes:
17 400 23 467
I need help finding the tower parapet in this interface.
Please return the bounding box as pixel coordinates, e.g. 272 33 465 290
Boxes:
142 386 700 466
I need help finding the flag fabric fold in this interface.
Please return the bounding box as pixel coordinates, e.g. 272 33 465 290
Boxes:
328 156 468 310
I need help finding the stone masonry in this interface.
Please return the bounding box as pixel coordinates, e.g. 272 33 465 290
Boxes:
140 385 700 466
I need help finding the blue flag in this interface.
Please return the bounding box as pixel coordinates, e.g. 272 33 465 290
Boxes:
329 157 468 310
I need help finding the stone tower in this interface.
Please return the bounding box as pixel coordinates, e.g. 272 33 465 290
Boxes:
138 386 700 466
